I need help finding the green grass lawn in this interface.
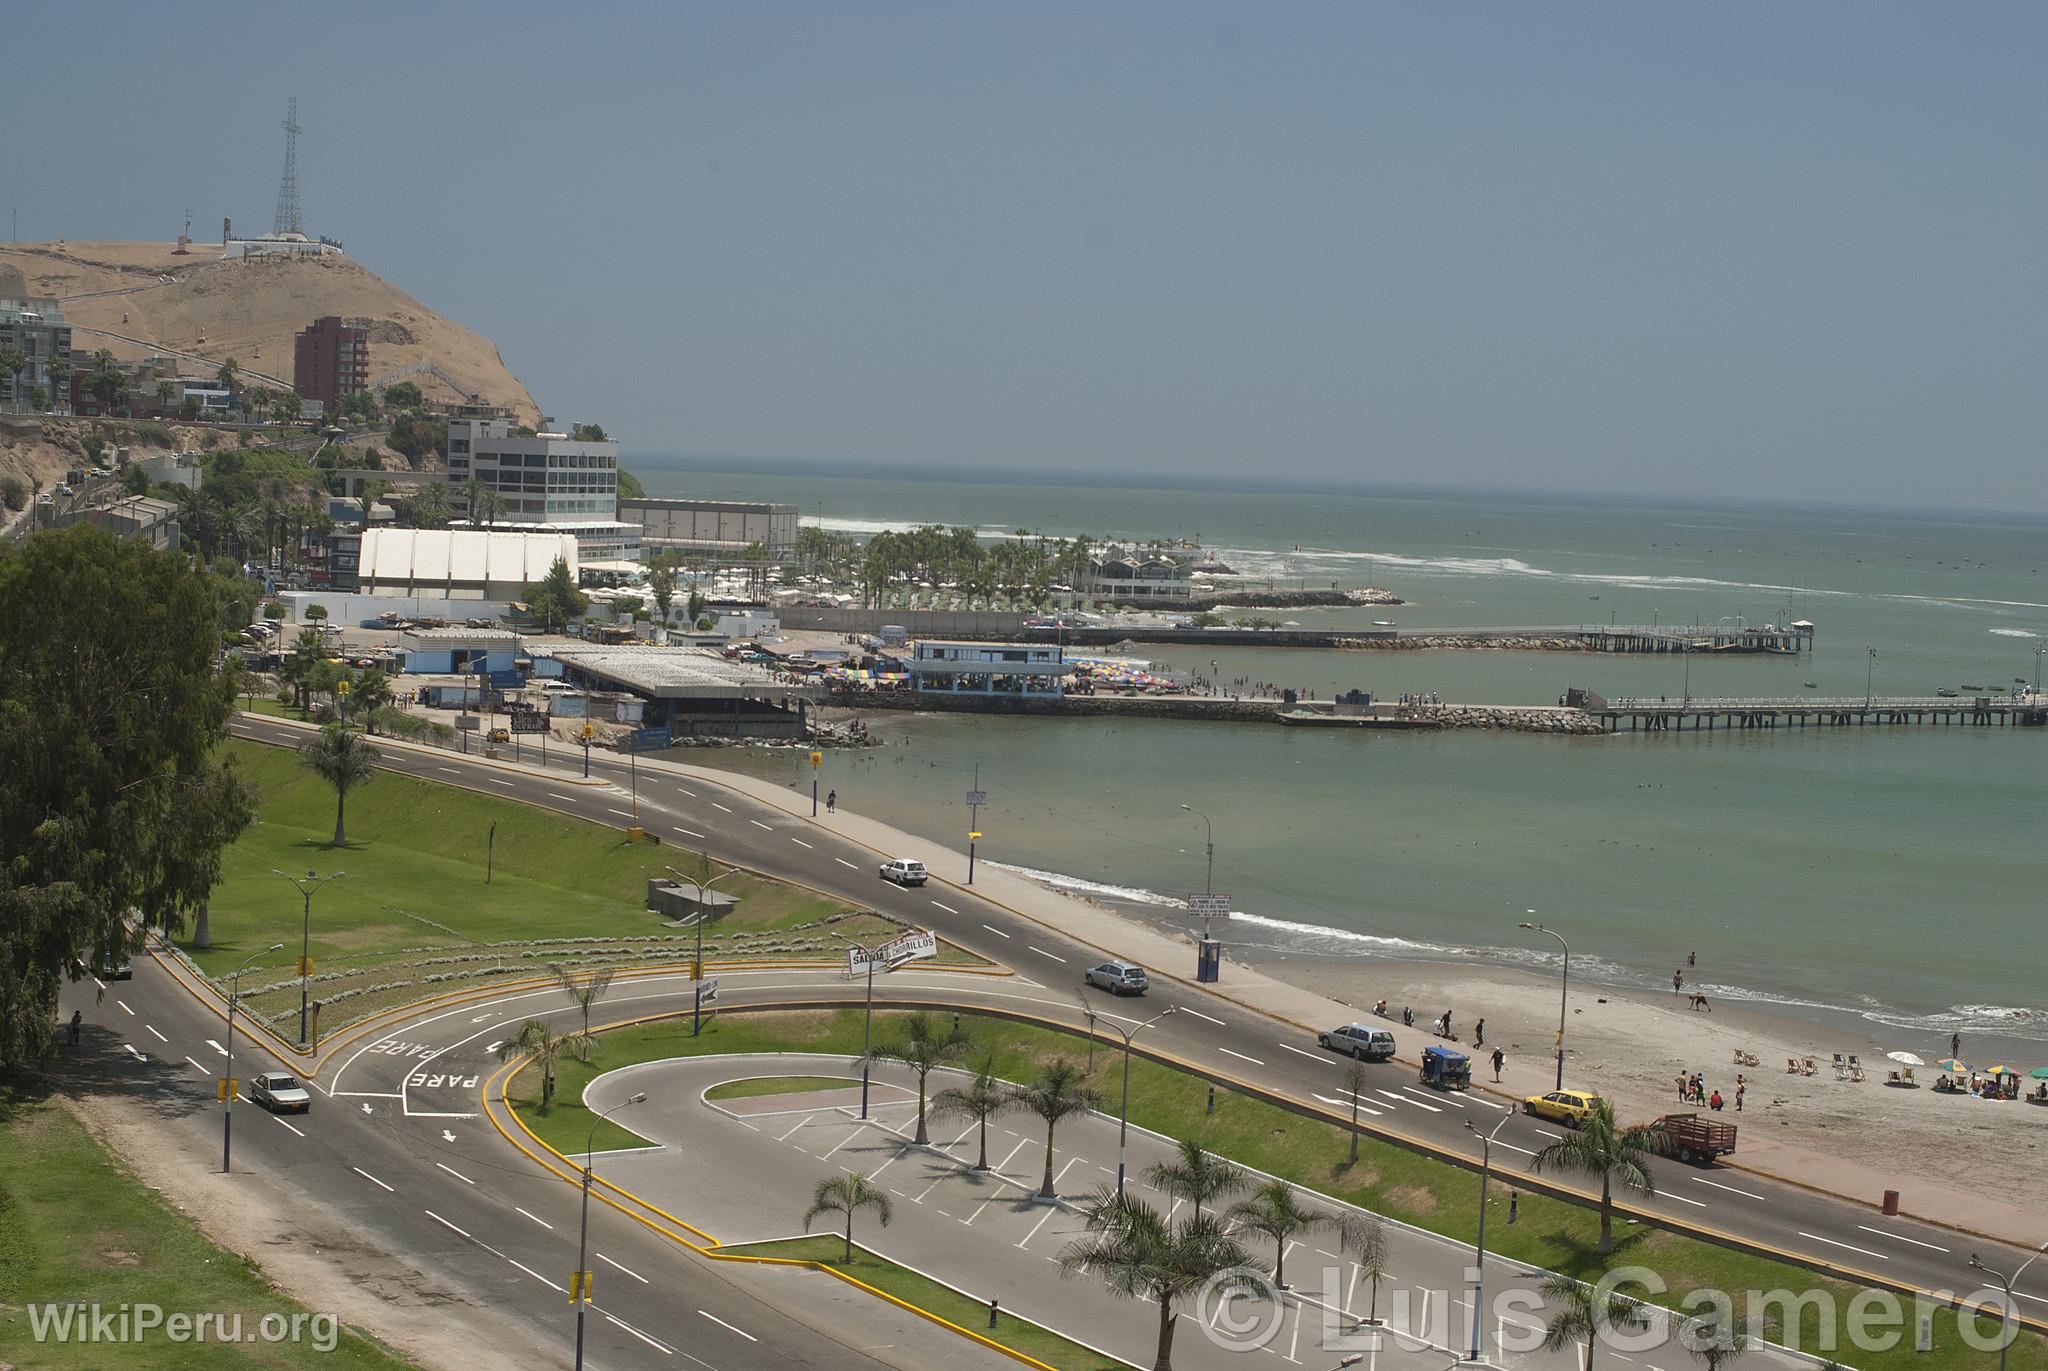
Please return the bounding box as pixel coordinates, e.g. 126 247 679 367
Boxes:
716 1235 1122 1371
509 1009 2037 1371
0 1081 416 1369
188 741 948 1034
704 1074 864 1102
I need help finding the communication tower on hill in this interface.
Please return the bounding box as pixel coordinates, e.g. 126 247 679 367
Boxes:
273 97 303 237
174 207 192 254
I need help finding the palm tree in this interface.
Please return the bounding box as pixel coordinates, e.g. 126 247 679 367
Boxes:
1538 1272 1651 1371
551 964 617 1039
282 627 324 710
463 475 505 527
1015 1057 1098 1199
931 1048 1009 1169
0 344 25 411
1143 1138 1248 1221
494 1018 591 1110
297 723 379 846
1679 1309 1750 1371
802 1171 893 1262
216 357 240 399
348 669 393 729
1330 1210 1390 1327
1528 1100 1665 1255
1227 1179 1323 1290
1059 1186 1263 1371
858 1011 967 1146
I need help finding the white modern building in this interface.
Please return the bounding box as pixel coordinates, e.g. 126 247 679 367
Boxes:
908 641 1067 698
351 527 578 600
447 420 620 524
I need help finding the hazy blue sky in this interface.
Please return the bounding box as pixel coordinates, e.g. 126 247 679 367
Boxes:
10 3 2045 506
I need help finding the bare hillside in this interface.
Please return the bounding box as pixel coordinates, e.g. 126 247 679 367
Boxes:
1 241 541 422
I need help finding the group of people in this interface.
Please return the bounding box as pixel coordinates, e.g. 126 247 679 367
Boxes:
1676 1069 1745 1112
1370 1000 1484 1048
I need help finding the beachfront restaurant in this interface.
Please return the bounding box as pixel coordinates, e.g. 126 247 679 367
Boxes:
907 641 1067 698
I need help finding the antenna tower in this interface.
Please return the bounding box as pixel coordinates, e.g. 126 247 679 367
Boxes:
273 97 302 236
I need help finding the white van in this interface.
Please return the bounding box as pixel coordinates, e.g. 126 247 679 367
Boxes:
879 859 928 887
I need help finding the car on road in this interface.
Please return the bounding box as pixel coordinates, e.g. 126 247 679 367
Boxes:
1523 1088 1604 1125
1083 960 1149 995
879 858 928 887
1317 1023 1396 1061
249 1071 312 1113
93 955 133 980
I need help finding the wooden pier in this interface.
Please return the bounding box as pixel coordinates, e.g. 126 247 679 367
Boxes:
1576 623 1813 654
1584 691 2048 732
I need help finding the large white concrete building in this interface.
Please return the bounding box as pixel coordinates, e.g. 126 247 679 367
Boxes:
351 527 578 600
447 420 620 523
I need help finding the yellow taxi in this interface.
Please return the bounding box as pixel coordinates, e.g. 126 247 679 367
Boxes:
1522 1089 1604 1125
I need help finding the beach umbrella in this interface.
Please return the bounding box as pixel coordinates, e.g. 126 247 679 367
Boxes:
1935 1058 1971 1073
1886 1051 1925 1066
2030 1067 2048 1080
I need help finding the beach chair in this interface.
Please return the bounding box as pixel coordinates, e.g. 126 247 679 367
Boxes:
1831 1052 1846 1071
1902 1067 1917 1086
1802 1057 1819 1076
1887 1069 1902 1085
1850 1064 1866 1083
1786 1057 1802 1074
1848 1054 1861 1071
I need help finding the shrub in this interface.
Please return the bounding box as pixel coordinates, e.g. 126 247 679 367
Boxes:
0 476 26 511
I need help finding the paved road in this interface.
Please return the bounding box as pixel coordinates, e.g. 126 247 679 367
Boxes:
225 712 2045 1335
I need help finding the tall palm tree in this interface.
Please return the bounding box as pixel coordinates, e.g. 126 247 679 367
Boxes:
1059 1186 1263 1371
1227 1179 1323 1290
551 964 617 1039
931 1048 1009 1169
463 475 504 527
802 1171 893 1263
1143 1139 1248 1221
494 1018 591 1110
283 627 325 710
297 723 379 846
1015 1057 1098 1199
1330 1210 1390 1327
1528 1100 1665 1255
1538 1272 1651 1371
347 669 393 730
857 1011 967 1145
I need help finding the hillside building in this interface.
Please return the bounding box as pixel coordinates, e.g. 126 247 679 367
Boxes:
448 419 620 523
0 269 71 413
293 316 369 409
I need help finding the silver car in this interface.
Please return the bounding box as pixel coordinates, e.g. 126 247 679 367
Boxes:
1084 960 1149 995
249 1071 312 1113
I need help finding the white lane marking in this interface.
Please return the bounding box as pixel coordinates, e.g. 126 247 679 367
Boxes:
674 827 705 839
1466 1093 1507 1110
1691 1176 1765 1201
1662 1192 1708 1209
1798 1231 1889 1260
1176 1006 1226 1027
1028 946 1067 963
675 786 697 797
607 807 636 818
981 923 1012 938
123 1044 147 1062
1313 1092 1384 1117
835 858 859 869
424 1209 469 1237
435 1162 475 1185
353 1166 395 1193
1278 1042 1333 1064
185 1056 212 1076
1403 1086 1464 1108
1219 1048 1265 1066
1531 1127 1564 1139
606 1312 674 1354
931 900 958 915
92 976 107 991
274 1116 305 1137
1857 1225 1951 1254
516 1207 554 1230
438 767 461 775
790 838 813 849
1392 1092 1443 1114
712 803 733 813
116 999 134 1016
146 1025 168 1043
548 793 579 804
206 1038 228 1056
488 778 515 788
750 820 773 831
485 1041 505 1054
509 1258 566 1292
1494 1140 1539 1157
698 1310 757 1342
598 1251 649 1284
1018 1203 1062 1249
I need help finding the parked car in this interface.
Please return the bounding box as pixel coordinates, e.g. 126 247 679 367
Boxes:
1083 960 1149 995
1523 1088 1604 1125
1317 1023 1396 1061
878 858 928 887
92 954 133 980
249 1071 312 1113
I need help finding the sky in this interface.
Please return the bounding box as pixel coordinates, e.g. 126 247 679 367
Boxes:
9 2 2046 508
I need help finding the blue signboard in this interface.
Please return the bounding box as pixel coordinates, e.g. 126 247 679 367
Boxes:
628 726 673 752
489 669 523 689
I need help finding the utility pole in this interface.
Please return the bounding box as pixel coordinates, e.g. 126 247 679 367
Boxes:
966 763 985 885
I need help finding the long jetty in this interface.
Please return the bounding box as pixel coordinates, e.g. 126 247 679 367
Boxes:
1584 691 2048 732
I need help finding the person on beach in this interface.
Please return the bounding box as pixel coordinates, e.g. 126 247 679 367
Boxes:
1473 1018 1485 1048
1372 1000 1388 1018
1491 1047 1505 1082
1735 1076 1745 1112
1402 1007 1414 1027
1710 1089 1724 1112
1951 1032 1962 1060
1676 1072 1688 1101
1442 1010 1453 1040
1674 969 1685 992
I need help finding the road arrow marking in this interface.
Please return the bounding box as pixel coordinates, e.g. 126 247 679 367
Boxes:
361 1102 373 1115
206 1038 228 1056
442 1129 458 1143
123 1044 147 1062
485 1041 504 1054
471 1014 492 1023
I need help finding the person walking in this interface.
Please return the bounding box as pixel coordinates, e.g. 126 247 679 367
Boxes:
1951 1031 1962 1060
1491 1047 1505 1082
1734 1076 1746 1112
68 1009 82 1046
1441 1010 1453 1040
1673 969 1685 993
825 789 837 814
1473 1018 1486 1048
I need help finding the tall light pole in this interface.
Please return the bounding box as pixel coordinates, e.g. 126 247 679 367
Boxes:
1865 645 1878 710
273 868 344 1044
1969 1241 2045 1371
223 943 284 1173
830 930 882 1119
1090 1006 1175 1195
1465 1115 1513 1363
1518 918 1569 1090
2034 640 2044 697
1179 803 1216 945
666 859 741 1036
575 1092 647 1371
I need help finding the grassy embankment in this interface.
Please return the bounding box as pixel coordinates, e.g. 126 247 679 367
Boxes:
0 1082 416 1369
186 740 966 1036
511 1009 2039 1371
704 1075 864 1102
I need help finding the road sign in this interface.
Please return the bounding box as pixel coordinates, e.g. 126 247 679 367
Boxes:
846 945 873 972
454 715 481 732
700 977 719 1003
510 712 548 734
1188 894 1232 918
810 750 823 767
580 722 595 741
968 831 982 841
337 679 350 696
569 1270 593 1303
965 790 987 806
297 956 314 976
628 726 673 752
878 928 938 969
217 1077 236 1101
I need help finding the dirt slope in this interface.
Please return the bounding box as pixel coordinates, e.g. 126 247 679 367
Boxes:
1 241 540 422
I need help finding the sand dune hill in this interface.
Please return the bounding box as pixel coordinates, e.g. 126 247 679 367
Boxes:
1 241 540 423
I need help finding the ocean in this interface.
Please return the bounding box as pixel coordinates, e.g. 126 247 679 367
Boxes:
631 458 2048 1056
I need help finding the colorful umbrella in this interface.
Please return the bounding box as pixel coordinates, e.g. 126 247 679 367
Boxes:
1935 1058 1972 1073
2030 1067 2048 1080
1885 1051 1924 1066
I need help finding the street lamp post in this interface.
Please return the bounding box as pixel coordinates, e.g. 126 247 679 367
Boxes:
2034 640 2045 697
1518 918 1569 1090
1969 1241 2046 1371
1179 804 1215 900
1464 1115 1513 1363
223 943 284 1174
830 930 883 1119
273 868 345 1045
575 1092 647 1371
1092 1007 1175 1195
1866 645 1878 710
665 859 742 1037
